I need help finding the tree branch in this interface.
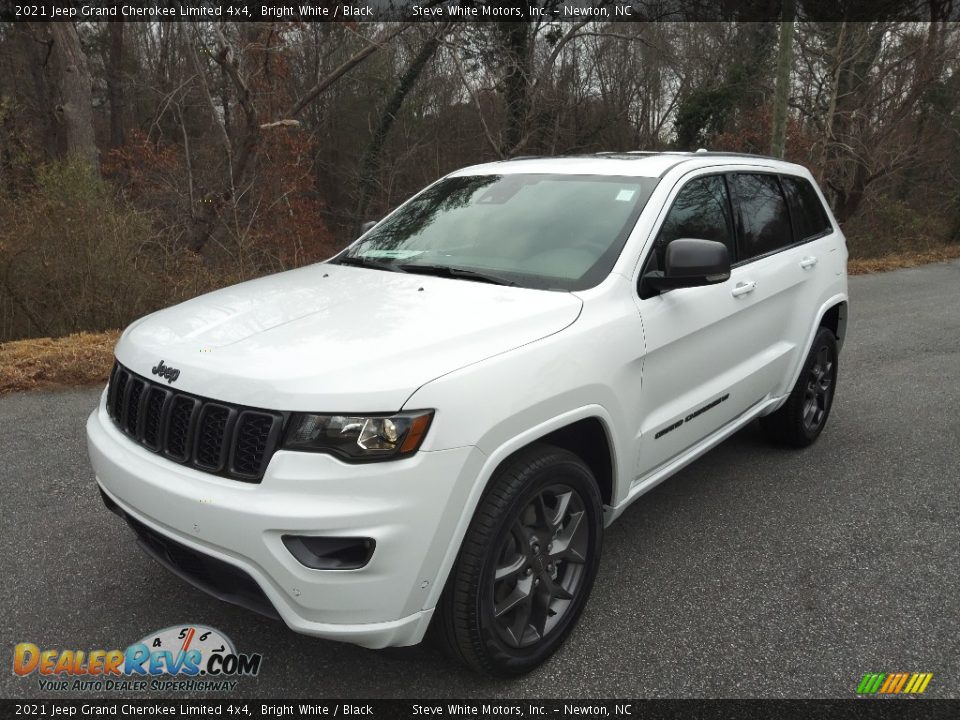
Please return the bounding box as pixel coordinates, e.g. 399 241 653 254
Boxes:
284 25 409 119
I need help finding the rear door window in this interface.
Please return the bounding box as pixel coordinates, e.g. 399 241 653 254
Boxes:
729 173 794 261
781 176 833 241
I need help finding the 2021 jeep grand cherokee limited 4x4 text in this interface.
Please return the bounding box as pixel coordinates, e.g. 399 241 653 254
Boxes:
87 152 847 676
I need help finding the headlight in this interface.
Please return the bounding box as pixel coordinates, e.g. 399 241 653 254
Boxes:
282 410 434 461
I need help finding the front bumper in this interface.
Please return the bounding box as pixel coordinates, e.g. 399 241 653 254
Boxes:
86 391 483 649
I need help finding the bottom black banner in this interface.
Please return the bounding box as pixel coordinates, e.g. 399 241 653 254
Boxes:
1 699 958 720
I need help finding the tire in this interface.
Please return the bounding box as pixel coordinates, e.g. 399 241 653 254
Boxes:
432 443 604 677
760 326 839 447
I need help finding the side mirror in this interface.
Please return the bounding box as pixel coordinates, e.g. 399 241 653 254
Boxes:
641 238 731 294
359 220 377 235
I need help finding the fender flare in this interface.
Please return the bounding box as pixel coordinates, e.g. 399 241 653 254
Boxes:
768 293 848 414
420 404 618 612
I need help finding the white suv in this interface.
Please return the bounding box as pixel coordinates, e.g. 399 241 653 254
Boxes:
87 152 848 676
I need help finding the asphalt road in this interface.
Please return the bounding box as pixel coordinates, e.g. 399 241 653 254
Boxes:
2 260 959 700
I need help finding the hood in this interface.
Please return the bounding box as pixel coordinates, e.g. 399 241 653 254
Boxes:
116 263 582 412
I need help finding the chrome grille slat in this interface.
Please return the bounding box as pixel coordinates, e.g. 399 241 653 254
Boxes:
105 361 280 483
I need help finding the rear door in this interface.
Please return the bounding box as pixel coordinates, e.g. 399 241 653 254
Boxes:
777 174 842 384
728 172 836 399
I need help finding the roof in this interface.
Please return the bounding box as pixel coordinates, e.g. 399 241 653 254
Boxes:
450 151 806 179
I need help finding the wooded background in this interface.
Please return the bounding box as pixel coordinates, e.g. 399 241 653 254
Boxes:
1 12 958 341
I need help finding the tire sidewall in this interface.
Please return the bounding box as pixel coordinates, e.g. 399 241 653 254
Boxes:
473 452 604 675
799 328 839 442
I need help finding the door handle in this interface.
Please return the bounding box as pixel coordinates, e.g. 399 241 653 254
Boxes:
731 281 757 297
800 256 819 269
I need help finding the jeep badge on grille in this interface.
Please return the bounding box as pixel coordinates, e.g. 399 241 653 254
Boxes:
151 360 180 384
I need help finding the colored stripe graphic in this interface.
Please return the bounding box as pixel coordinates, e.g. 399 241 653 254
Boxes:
879 674 897 693
893 673 909 693
903 674 921 694
857 672 933 694
857 674 882 693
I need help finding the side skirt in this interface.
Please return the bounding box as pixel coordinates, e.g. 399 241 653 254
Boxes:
604 395 783 526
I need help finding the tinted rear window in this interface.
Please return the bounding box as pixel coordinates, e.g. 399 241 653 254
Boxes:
782 176 832 241
730 174 793 260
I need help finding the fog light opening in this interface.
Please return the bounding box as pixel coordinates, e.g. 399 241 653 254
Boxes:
282 535 375 570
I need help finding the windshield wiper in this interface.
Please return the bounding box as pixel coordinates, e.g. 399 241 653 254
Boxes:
331 256 407 273
398 263 517 287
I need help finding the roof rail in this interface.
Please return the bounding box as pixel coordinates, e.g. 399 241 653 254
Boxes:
501 150 787 163
682 150 783 161
621 149 785 161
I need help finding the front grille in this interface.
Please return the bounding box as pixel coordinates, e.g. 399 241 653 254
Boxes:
106 361 283 482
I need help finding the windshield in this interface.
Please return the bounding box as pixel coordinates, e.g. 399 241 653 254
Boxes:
335 173 659 291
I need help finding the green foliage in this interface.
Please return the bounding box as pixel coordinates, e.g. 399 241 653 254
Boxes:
674 22 776 150
674 87 736 150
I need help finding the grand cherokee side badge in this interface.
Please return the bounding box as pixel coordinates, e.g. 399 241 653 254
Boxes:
151 360 180 384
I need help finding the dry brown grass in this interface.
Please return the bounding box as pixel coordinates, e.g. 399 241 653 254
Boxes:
0 330 120 395
848 244 960 274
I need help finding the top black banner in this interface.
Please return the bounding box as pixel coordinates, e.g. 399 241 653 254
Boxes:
1 0 957 23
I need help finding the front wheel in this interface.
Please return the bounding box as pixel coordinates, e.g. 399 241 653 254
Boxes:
760 326 839 447
432 444 603 677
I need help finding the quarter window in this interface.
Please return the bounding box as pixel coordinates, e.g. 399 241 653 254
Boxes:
652 175 735 270
781 176 832 241
730 173 793 261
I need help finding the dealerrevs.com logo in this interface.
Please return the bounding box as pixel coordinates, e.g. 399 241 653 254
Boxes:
13 625 262 693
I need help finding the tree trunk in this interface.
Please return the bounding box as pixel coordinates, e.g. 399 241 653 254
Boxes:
498 20 532 155
106 21 125 149
356 35 441 220
38 22 98 168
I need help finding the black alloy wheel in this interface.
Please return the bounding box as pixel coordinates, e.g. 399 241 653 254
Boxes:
490 483 590 649
760 326 839 447
432 443 603 676
802 344 835 433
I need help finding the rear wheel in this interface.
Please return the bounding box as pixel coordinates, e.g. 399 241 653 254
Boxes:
432 444 603 677
760 326 838 447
